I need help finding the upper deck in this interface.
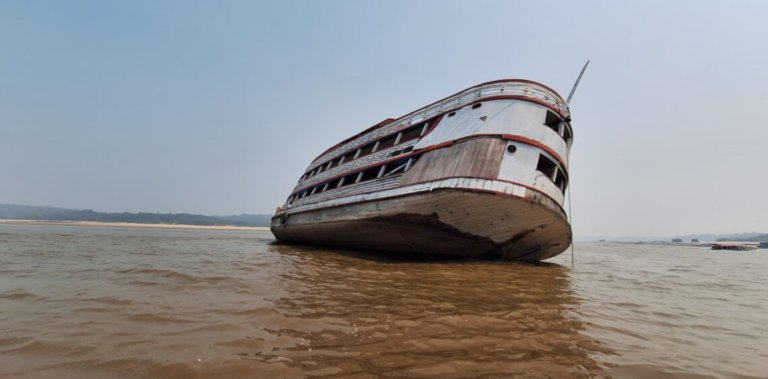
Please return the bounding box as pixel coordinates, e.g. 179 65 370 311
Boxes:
308 79 570 170
283 78 574 211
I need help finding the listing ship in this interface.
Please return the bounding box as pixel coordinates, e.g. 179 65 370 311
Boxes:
271 78 577 262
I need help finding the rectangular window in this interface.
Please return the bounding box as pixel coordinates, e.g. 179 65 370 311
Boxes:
544 110 561 134
359 167 379 183
536 154 557 180
555 172 568 192
339 174 357 188
562 125 573 146
378 135 398 150
400 125 423 143
358 143 376 158
327 177 342 189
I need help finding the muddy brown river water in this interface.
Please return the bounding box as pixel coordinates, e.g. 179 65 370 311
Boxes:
0 225 765 378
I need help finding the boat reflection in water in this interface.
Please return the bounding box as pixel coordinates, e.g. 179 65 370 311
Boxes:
232 243 611 378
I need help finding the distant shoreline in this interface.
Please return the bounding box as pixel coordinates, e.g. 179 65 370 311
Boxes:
0 219 270 231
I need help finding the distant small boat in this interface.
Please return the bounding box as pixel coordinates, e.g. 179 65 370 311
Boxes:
272 78 578 262
711 243 759 251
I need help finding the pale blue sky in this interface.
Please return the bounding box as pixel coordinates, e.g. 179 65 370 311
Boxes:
1 1 766 237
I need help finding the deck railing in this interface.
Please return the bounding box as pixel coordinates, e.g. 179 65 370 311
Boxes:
309 80 569 169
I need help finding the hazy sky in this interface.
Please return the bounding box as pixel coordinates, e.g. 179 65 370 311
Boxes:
1 1 766 237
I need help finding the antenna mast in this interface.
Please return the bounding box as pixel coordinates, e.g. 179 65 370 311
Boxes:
566 61 590 105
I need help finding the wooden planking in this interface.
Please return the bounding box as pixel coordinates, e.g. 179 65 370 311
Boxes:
400 137 506 186
291 175 401 208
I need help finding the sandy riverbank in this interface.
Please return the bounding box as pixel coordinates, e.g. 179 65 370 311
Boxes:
0 219 270 231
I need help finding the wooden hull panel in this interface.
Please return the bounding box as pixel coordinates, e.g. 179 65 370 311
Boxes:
271 189 571 262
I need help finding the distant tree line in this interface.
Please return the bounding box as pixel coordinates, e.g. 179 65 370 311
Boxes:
716 234 768 242
0 204 272 227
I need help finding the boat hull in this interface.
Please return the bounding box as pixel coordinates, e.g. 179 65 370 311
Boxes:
271 188 571 262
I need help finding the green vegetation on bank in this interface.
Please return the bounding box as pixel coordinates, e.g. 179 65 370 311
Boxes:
717 234 768 242
0 204 272 227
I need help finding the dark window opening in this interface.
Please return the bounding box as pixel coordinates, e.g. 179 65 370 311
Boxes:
327 177 342 189
447 111 456 117
555 172 568 193
544 110 561 134
343 151 356 163
338 174 357 188
358 167 379 183
562 125 573 145
358 143 375 158
472 103 482 109
536 154 557 180
378 135 398 150
400 125 423 143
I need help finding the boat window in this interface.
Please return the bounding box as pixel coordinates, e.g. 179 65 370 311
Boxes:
377 135 398 150
536 154 557 181
327 177 342 189
447 111 456 117
338 173 357 188
472 103 482 109
358 167 379 183
400 125 423 143
554 171 568 193
358 143 376 158
544 110 561 134
562 125 573 146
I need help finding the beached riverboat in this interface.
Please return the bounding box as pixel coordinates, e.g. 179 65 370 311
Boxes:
271 78 578 261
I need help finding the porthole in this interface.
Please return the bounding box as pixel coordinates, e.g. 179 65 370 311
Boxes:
472 103 482 109
447 112 456 117
507 145 517 153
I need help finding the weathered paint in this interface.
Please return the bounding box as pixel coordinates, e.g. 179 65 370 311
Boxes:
274 79 575 262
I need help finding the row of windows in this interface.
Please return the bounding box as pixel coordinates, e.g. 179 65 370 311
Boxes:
299 119 433 182
543 110 573 145
288 156 418 204
536 154 568 193
288 151 565 205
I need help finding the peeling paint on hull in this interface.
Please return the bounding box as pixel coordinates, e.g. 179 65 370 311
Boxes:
271 189 571 262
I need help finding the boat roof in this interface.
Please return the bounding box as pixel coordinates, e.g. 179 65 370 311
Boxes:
314 79 567 160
